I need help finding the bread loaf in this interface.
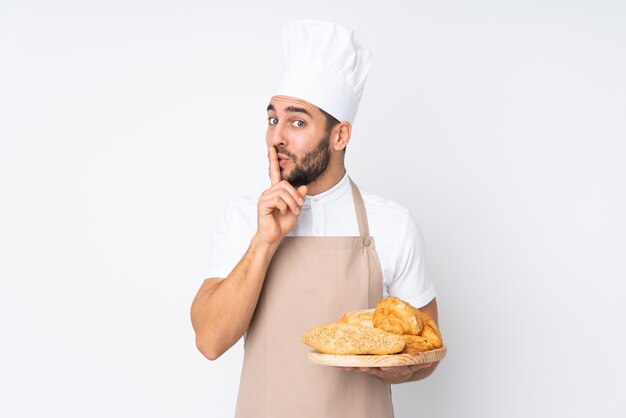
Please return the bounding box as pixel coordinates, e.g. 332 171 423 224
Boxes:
302 323 405 355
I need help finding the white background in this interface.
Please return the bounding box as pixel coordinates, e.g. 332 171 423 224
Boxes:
1 0 625 417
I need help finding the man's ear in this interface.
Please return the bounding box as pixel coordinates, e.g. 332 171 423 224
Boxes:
332 122 352 151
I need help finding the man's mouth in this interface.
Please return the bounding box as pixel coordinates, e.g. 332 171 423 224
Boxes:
278 153 290 167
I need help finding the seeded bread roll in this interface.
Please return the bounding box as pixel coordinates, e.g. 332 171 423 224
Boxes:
302 323 405 355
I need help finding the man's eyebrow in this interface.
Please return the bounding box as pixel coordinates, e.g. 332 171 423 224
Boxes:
285 106 312 117
266 104 312 118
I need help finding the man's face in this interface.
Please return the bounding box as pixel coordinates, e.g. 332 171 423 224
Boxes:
266 96 332 188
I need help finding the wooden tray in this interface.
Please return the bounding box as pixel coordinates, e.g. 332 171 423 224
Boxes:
309 346 447 367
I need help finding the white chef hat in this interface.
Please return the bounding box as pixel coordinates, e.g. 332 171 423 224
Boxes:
273 20 372 124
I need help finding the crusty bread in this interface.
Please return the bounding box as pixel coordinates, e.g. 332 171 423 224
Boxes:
338 309 374 328
412 307 431 327
401 334 434 353
302 297 443 356
373 296 423 335
420 319 443 349
302 323 405 355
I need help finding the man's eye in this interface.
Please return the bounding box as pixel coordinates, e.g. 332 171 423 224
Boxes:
268 117 278 126
292 120 305 128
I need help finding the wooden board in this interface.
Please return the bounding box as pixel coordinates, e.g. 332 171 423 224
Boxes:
309 346 447 367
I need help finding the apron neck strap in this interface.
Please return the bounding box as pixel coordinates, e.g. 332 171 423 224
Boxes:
349 178 370 237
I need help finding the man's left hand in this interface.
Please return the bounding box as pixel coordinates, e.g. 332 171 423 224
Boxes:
343 362 438 384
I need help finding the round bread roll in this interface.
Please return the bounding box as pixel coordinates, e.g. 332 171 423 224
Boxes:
338 309 374 328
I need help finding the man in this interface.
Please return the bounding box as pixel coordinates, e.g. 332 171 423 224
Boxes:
191 20 440 417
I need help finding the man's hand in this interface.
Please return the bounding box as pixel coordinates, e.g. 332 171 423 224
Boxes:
192 146 308 360
343 361 439 384
256 145 308 245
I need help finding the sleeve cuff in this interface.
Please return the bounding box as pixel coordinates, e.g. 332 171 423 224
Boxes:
400 285 437 309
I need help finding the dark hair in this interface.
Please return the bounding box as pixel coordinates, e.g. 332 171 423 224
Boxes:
318 107 340 133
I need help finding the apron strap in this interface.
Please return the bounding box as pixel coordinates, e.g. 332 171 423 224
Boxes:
349 178 379 307
349 178 370 237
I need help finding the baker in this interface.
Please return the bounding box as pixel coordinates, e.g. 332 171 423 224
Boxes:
191 20 441 417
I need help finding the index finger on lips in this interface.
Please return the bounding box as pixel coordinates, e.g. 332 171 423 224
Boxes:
268 145 281 185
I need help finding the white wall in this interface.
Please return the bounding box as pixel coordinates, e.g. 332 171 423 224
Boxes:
1 1 625 417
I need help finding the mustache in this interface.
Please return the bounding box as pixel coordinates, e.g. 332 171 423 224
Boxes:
275 147 296 161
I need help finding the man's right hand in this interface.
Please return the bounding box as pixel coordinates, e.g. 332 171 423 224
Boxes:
193 145 307 360
256 145 308 245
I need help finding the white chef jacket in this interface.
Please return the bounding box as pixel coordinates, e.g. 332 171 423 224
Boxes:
206 173 436 309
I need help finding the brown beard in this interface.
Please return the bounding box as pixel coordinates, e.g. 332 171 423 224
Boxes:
278 131 331 188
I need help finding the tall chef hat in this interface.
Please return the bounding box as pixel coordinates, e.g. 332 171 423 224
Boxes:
273 20 372 124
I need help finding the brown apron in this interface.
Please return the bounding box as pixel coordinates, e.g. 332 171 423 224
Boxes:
234 181 394 418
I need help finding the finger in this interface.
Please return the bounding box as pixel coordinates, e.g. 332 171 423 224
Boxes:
263 187 302 215
264 179 306 206
380 366 412 372
407 363 432 372
288 183 306 206
268 145 281 185
275 199 288 215
297 185 308 200
274 181 305 206
376 365 410 374
259 193 290 216
384 366 413 375
358 367 385 378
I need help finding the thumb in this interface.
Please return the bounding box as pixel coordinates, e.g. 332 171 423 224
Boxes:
297 185 308 198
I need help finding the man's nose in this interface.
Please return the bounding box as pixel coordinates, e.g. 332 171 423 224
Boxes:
269 123 287 147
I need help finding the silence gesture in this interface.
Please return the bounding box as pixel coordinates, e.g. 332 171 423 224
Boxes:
256 145 308 245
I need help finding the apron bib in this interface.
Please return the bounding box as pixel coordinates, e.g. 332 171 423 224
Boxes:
234 181 394 418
